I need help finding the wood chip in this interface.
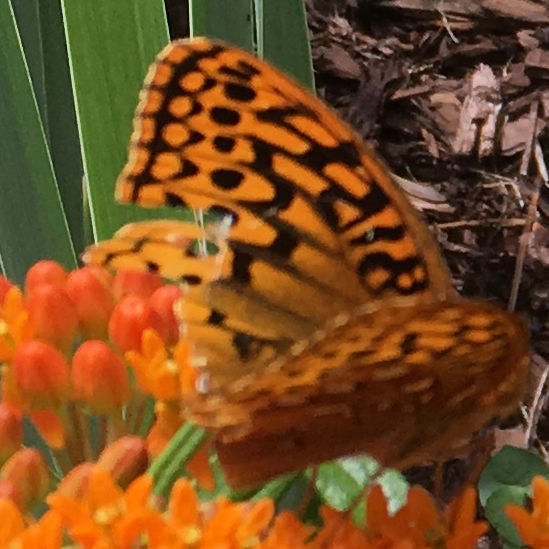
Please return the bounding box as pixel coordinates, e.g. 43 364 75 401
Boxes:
452 64 502 156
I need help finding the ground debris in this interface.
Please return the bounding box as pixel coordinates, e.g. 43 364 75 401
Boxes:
308 0 549 477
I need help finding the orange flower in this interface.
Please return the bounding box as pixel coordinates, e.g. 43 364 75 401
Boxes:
186 439 215 492
261 511 314 549
125 329 180 400
357 484 487 549
48 467 165 549
173 337 197 397
0 498 25 545
147 400 184 457
506 475 549 549
0 497 62 549
313 506 370 549
16 511 63 549
0 287 33 363
445 486 489 549
47 468 277 549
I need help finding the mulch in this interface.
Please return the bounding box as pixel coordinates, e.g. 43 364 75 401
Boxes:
165 0 549 497
306 0 549 491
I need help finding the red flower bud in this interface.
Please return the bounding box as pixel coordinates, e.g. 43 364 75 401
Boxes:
12 340 70 408
72 341 130 414
0 404 22 464
27 410 65 449
97 436 149 488
149 285 183 346
25 260 67 293
65 266 114 340
109 295 168 351
0 479 21 509
113 270 163 300
1 448 49 509
0 276 14 305
26 284 78 353
54 462 94 498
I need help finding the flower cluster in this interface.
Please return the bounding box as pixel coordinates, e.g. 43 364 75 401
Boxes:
0 466 488 549
0 259 542 549
0 260 205 509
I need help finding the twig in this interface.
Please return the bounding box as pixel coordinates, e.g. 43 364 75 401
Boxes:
508 140 545 311
435 218 526 230
525 353 549 446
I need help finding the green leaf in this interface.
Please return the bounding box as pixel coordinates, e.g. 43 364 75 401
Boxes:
0 1 76 283
316 457 409 525
250 472 303 503
478 446 549 506
189 0 254 51
255 0 314 90
40 1 86 252
148 423 208 497
478 446 549 546
61 0 188 242
485 486 528 547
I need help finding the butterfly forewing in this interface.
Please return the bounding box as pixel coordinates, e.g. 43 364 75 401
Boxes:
117 39 452 302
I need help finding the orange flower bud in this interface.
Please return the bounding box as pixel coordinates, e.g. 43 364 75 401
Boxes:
1 448 49 509
149 285 183 346
65 266 114 340
97 436 149 488
54 462 94 498
113 270 163 300
109 295 168 351
72 341 130 414
0 478 22 509
0 276 14 305
26 284 79 353
25 260 67 293
0 404 23 464
27 410 65 449
12 340 70 408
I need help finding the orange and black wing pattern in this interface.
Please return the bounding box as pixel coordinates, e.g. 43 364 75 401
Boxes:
85 38 529 488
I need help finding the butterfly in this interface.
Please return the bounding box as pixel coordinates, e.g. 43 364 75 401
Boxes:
84 38 530 489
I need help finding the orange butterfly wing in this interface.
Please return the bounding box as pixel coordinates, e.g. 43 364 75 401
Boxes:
85 38 529 488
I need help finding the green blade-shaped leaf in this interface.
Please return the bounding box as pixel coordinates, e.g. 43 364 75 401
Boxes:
255 0 314 90
189 0 253 51
61 0 189 243
0 1 76 283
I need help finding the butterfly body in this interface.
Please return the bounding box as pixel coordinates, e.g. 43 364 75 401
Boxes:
85 38 530 488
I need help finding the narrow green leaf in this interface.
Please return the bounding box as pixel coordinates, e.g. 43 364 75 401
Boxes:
12 1 85 253
189 0 254 51
40 1 86 252
11 0 46 120
255 0 314 90
0 1 76 283
148 423 208 497
250 473 303 502
61 0 187 242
